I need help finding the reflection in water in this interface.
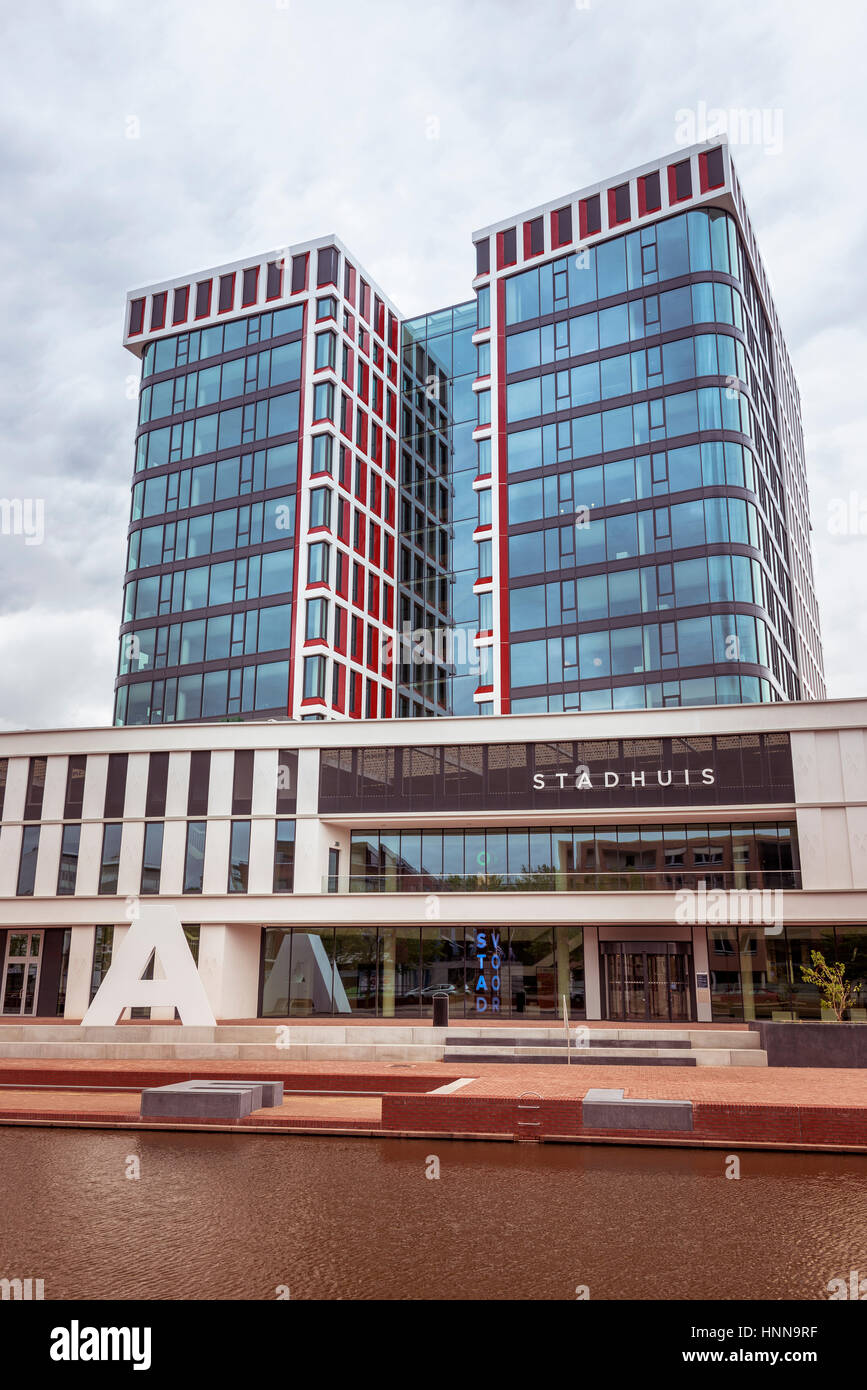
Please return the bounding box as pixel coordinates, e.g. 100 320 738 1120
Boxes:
1 1128 864 1300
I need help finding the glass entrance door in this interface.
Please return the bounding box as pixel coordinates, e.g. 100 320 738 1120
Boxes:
1 932 43 1015
603 942 692 1022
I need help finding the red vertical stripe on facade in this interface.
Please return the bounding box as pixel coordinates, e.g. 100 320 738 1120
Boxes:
496 276 510 714
286 300 309 718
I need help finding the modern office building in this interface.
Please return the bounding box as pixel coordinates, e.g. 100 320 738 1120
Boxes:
117 137 824 725
1 699 864 1024
473 142 825 715
118 236 405 727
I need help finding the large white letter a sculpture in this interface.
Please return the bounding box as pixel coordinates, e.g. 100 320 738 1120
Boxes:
82 905 217 1026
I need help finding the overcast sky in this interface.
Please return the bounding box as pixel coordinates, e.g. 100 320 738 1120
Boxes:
0 0 864 730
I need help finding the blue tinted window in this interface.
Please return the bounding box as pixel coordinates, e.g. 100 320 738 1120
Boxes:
509 585 546 631
571 412 602 459
505 269 540 325
506 330 539 372
508 531 544 577
656 216 690 281
191 463 215 505
569 311 598 355
595 238 626 298
508 479 543 522
261 550 292 596
202 670 228 718
511 639 547 687
598 303 629 348
579 629 610 679
178 568 204 610
256 660 289 710
507 426 543 473
507 379 541 422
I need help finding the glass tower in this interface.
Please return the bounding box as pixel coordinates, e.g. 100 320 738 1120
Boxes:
472 143 825 713
116 140 824 724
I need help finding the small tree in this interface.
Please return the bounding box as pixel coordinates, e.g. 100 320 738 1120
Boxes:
800 950 863 1021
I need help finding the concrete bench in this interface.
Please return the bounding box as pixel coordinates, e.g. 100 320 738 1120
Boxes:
140 1078 284 1120
581 1087 693 1132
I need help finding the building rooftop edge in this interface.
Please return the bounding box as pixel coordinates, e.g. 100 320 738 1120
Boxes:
0 696 864 746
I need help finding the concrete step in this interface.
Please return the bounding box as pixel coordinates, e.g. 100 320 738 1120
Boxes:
445 1051 698 1067
444 1047 767 1067
0 1040 445 1063
446 1036 692 1050
444 1029 762 1049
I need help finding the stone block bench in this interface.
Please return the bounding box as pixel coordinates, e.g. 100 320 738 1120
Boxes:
140 1078 284 1120
581 1087 694 1132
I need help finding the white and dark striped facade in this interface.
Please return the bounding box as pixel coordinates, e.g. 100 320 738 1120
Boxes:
1 699 864 1025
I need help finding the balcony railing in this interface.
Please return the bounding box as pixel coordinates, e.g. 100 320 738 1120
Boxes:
322 870 801 894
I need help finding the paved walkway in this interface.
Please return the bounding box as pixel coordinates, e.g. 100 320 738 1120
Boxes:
0 1057 864 1151
2 1056 865 1102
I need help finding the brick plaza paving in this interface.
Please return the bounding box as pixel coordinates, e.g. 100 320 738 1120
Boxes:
0 1056 864 1151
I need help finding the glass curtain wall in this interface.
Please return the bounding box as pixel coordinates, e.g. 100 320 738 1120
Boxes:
260 924 583 1019
707 923 865 1020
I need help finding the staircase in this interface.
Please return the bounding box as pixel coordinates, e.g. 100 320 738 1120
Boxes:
443 1027 767 1067
0 1023 766 1066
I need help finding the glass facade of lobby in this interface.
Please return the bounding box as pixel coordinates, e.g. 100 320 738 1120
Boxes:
708 923 867 1022
255 922 866 1023
259 923 585 1019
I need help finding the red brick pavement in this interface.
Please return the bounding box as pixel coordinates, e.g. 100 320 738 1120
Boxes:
0 1059 865 1150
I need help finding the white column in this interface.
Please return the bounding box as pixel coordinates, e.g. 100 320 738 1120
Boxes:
76 823 103 897
3 758 29 820
42 756 67 821
583 925 601 1019
248 819 274 895
295 748 318 814
208 751 234 816
293 818 332 895
118 821 145 899
165 751 190 817
0 825 22 896
64 925 96 1020
253 749 279 815
221 924 263 1019
160 821 187 895
198 923 261 1019
124 752 150 819
203 819 231 894
691 925 712 1022
82 755 108 820
34 823 62 897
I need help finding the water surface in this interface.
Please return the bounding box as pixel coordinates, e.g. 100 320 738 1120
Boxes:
1 1128 864 1300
